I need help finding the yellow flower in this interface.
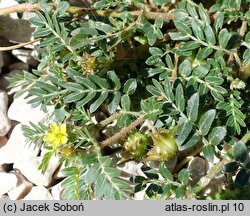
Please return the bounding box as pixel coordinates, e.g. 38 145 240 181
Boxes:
43 122 68 150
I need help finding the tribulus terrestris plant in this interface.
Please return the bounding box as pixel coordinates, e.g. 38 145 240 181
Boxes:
2 0 250 200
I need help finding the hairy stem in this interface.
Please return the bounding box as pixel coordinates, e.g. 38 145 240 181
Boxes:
0 2 40 15
100 115 145 148
171 54 179 79
0 2 174 20
98 112 122 128
0 38 41 51
239 20 248 37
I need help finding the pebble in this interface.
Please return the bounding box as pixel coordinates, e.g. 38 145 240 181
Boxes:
53 163 67 179
22 186 53 200
7 170 33 200
0 136 8 148
188 157 207 186
145 155 177 172
0 195 10 200
0 90 11 136
0 124 39 164
51 183 64 200
0 163 12 172
8 92 54 125
14 156 60 187
12 49 38 66
0 172 18 196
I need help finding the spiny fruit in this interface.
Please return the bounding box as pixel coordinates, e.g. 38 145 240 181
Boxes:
58 146 76 157
119 132 149 163
144 128 178 161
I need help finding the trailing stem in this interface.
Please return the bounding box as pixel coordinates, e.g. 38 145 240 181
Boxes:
0 2 174 20
100 115 145 148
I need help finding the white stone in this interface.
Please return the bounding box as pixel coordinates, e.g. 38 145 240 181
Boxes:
0 172 18 195
202 173 227 196
53 163 67 179
0 124 39 164
14 156 60 187
118 161 145 177
188 157 207 186
8 92 54 125
134 191 145 200
145 156 177 172
0 1 19 11
0 195 10 200
22 186 53 200
51 183 64 200
7 171 33 200
0 90 11 136
12 49 38 66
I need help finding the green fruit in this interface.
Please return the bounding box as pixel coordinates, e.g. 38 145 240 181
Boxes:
145 128 178 161
123 132 149 161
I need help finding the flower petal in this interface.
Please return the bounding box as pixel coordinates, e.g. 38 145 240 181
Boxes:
50 122 59 133
51 138 61 149
59 123 67 134
43 133 56 142
60 135 68 144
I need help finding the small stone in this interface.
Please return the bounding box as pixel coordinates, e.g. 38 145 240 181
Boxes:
14 155 60 187
53 163 67 179
0 124 39 164
0 195 10 200
51 183 64 200
201 173 227 196
22 186 53 200
145 155 177 172
9 62 29 72
8 92 54 125
118 161 145 178
0 90 11 136
0 163 12 172
7 170 33 200
12 49 38 66
110 150 145 179
0 172 18 196
134 190 145 200
188 157 207 186
0 136 8 148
